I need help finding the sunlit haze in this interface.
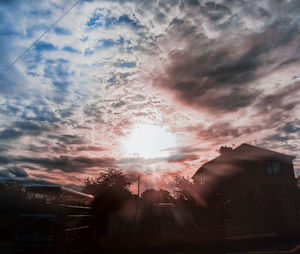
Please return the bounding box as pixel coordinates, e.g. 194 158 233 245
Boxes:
122 124 178 159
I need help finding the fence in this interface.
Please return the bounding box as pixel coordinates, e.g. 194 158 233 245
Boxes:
102 193 299 246
224 193 299 238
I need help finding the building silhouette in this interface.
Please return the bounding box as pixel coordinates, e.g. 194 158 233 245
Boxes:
192 143 299 237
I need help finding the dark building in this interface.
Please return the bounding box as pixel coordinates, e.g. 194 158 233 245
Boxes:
193 143 297 197
192 143 299 237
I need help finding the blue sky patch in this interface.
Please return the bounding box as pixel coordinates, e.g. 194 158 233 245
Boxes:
80 37 88 42
62 46 80 54
27 71 40 77
45 59 55 64
87 8 111 27
54 26 71 35
87 9 140 30
114 61 136 68
107 76 116 84
87 13 101 27
58 58 70 64
120 73 130 79
84 48 93 56
35 41 57 51
118 15 140 29
52 81 71 89
98 39 115 48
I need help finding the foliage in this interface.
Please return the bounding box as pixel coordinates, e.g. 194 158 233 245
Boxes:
83 167 133 194
173 176 195 202
141 188 174 205
83 168 135 236
83 167 135 212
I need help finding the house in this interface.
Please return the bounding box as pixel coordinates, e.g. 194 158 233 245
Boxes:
193 143 297 198
192 143 299 237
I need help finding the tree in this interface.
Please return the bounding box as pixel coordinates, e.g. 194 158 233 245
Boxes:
173 176 219 207
83 167 133 194
173 176 195 205
141 188 174 205
83 167 135 210
83 168 135 236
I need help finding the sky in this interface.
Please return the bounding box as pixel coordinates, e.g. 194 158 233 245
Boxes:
0 0 299 191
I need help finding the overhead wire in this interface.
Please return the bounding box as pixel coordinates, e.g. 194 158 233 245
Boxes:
0 0 81 76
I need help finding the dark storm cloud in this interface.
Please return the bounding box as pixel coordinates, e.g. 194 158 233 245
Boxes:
180 0 200 8
157 3 300 113
14 121 46 135
27 144 50 153
0 156 10 164
0 166 28 178
200 1 231 21
262 120 300 145
167 153 199 163
255 81 300 118
265 134 290 142
0 175 57 186
15 121 41 131
21 103 61 122
0 121 54 140
186 122 261 141
282 122 300 134
169 18 184 26
0 129 23 140
16 155 116 172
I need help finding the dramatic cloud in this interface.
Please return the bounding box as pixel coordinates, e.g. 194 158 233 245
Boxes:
0 166 28 178
154 6 300 113
0 0 299 188
16 155 116 173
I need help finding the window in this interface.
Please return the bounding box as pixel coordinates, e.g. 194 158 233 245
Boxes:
267 161 280 174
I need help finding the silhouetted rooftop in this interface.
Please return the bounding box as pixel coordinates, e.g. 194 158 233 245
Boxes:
192 143 295 179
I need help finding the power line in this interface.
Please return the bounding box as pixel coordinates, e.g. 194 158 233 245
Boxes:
0 0 81 76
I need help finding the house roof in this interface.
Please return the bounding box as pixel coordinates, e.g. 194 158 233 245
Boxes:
192 143 295 179
232 143 295 161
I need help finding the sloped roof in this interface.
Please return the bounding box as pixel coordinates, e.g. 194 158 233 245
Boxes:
192 143 295 179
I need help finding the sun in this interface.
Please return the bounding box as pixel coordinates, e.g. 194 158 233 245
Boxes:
122 124 178 159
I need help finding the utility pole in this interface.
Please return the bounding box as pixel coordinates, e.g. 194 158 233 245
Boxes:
137 176 140 197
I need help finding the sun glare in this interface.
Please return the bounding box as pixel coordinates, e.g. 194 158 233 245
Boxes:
122 124 178 159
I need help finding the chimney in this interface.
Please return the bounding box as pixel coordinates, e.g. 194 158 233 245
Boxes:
219 146 233 155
